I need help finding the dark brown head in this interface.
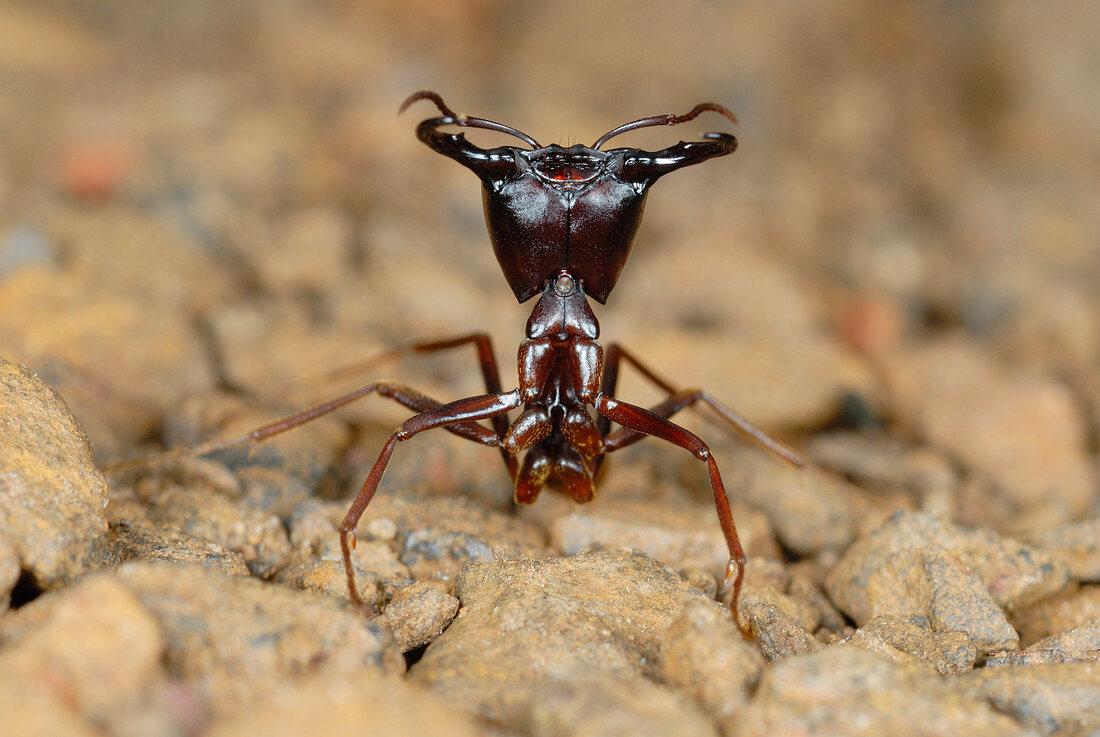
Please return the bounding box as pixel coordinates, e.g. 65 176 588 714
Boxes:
400 91 738 304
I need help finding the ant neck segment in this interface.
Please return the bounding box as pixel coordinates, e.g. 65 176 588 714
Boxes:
525 271 600 341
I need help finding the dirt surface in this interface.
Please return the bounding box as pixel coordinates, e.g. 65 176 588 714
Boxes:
1 1 1098 735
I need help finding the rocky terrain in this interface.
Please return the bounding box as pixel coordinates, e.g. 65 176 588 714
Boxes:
1 1 1098 735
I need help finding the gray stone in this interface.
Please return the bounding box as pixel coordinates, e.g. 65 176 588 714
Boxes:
959 663 1100 735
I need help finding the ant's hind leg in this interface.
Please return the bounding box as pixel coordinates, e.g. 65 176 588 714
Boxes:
597 343 805 468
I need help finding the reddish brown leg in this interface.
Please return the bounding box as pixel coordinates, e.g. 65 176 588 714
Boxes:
340 390 521 606
410 334 516 477
103 380 495 473
597 343 805 467
595 395 747 619
603 389 806 467
310 333 516 477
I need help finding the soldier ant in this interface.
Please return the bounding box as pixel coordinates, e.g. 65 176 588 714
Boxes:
114 91 806 616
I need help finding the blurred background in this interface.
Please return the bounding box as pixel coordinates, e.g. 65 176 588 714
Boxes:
0 0 1097 534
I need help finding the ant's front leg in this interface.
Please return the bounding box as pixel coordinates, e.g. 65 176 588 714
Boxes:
340 390 521 606
595 394 747 619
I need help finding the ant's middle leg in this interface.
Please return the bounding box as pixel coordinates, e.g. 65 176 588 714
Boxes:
340 389 521 605
102 380 498 473
597 343 805 467
311 333 516 477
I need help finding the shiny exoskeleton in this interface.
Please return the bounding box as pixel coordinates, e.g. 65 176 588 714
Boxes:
180 91 805 618
336 91 805 617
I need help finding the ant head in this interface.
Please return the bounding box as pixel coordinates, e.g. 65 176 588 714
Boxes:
529 147 605 187
401 92 738 304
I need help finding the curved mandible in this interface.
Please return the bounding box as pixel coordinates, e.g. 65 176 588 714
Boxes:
592 102 738 150
591 102 739 184
399 90 543 149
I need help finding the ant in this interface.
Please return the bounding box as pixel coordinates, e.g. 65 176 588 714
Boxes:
113 91 806 617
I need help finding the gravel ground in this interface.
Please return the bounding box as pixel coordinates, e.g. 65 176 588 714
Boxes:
1 1 1099 735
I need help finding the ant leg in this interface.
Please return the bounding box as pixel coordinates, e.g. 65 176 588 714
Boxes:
597 343 805 467
595 394 746 619
603 389 807 468
340 390 521 605
408 334 516 477
103 381 498 473
309 334 516 477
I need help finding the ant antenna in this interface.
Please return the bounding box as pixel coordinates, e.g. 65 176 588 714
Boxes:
400 90 543 150
592 102 738 150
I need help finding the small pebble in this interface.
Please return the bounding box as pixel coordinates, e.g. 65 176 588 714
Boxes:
1028 518 1100 582
115 562 403 715
376 581 461 652
740 597 821 662
660 598 764 720
551 498 778 579
864 545 1019 654
1012 585 1100 646
204 671 487 737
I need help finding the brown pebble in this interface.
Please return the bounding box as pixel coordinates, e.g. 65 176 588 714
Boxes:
737 648 1031 736
362 494 548 580
0 360 109 604
881 337 1095 534
788 574 849 635
0 576 164 726
550 498 778 579
660 598 763 721
410 549 713 725
740 596 821 662
839 615 977 674
680 567 719 598
864 545 1019 654
520 675 719 737
275 556 386 609
136 483 292 578
204 671 486 737
1028 517 1100 582
1012 585 1100 646
102 522 251 575
988 619 1100 666
376 580 461 652
115 562 403 715
723 444 876 555
826 510 1069 623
